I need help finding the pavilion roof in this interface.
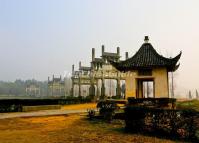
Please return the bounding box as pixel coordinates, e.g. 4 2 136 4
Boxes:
110 42 181 72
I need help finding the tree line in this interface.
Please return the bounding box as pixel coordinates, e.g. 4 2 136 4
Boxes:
0 79 48 96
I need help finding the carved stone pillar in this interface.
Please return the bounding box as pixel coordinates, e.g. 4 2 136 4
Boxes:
78 78 81 97
96 79 100 99
116 79 121 98
101 78 105 99
89 84 95 99
70 83 74 97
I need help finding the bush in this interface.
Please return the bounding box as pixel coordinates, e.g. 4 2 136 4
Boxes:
125 105 199 141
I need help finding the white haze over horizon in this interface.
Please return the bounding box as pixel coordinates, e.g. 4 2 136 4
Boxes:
0 0 199 97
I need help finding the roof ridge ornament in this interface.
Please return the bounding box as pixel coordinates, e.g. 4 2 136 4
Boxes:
144 36 149 43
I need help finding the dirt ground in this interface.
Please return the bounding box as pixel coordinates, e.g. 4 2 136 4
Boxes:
0 102 195 143
61 103 96 110
0 114 178 143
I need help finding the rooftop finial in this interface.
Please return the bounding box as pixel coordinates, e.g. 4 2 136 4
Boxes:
144 36 149 43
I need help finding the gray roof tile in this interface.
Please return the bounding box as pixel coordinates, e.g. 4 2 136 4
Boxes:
110 43 181 72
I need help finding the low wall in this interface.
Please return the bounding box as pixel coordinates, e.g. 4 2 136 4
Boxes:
22 105 61 112
0 97 92 112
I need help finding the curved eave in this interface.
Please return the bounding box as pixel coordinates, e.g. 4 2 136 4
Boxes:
168 63 180 72
169 51 182 64
109 60 130 72
112 64 181 72
167 51 182 72
110 51 182 72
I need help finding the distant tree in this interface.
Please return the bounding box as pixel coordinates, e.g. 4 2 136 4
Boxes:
166 52 179 98
196 89 199 99
0 79 48 97
189 90 192 99
169 71 179 98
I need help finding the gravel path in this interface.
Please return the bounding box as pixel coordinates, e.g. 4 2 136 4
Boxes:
0 109 89 119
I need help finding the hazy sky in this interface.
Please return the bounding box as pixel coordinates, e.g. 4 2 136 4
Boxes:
0 0 199 95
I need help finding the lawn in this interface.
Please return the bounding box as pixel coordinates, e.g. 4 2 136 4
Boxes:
177 99 199 111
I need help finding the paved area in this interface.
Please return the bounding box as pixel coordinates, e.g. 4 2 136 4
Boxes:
0 109 89 119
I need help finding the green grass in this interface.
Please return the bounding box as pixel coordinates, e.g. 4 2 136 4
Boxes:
177 99 199 111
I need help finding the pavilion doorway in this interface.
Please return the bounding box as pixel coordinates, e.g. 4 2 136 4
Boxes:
136 79 154 98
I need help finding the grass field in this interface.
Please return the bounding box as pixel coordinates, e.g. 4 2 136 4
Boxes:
177 99 199 111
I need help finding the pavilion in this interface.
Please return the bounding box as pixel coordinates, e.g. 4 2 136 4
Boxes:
110 36 181 99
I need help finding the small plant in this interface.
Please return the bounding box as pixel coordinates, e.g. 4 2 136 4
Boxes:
87 109 96 120
97 100 119 122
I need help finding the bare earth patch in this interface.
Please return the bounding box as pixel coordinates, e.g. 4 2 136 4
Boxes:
0 114 178 143
61 103 96 110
